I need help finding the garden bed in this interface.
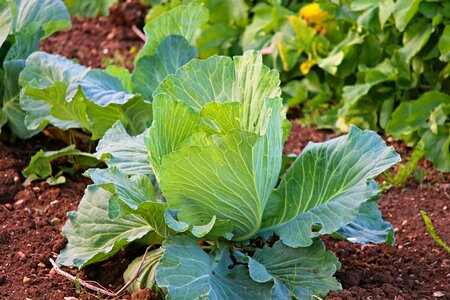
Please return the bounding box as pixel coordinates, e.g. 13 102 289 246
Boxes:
0 8 449 300
1 125 449 299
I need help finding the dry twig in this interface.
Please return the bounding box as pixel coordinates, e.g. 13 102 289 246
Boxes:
131 25 146 42
49 246 152 298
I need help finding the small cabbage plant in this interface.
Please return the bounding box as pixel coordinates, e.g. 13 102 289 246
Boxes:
57 51 400 299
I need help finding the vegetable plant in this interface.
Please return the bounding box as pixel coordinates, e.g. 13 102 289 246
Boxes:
0 0 71 138
17 4 207 140
57 51 400 299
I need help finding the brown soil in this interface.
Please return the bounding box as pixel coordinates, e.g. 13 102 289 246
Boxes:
2 6 449 300
40 1 147 71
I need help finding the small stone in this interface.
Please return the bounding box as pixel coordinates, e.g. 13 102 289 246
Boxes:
50 218 61 226
444 206 448 211
50 200 59 206
401 220 408 226
14 199 24 206
398 245 403 250
17 251 26 259
433 291 445 298
32 187 40 192
37 263 46 268
49 268 56 275
23 276 30 284
13 176 20 183
4 204 12 210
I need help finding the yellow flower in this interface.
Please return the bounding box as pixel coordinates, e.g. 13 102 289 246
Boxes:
300 3 330 32
300 60 317 75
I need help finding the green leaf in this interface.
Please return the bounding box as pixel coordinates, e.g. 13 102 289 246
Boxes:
0 1 12 47
123 247 164 293
105 65 133 93
156 235 271 300
386 91 450 144
1 59 41 138
86 94 152 139
393 0 421 32
261 126 400 247
334 186 395 245
4 26 43 61
150 51 284 240
95 121 151 175
64 0 118 17
241 240 341 299
439 25 450 62
19 52 90 131
67 69 138 107
397 19 434 64
420 210 450 254
132 35 197 100
23 145 97 179
57 185 159 268
12 0 71 39
135 4 208 62
421 126 450 173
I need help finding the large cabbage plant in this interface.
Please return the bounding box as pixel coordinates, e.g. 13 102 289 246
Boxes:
57 51 400 299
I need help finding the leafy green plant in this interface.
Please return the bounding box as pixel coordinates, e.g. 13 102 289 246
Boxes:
0 0 71 138
420 210 450 254
18 3 207 140
252 0 450 172
381 148 424 190
57 51 400 299
64 0 117 17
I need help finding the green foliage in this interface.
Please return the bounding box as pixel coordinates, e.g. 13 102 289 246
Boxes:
64 0 118 17
420 210 450 254
381 148 425 190
18 3 206 140
0 0 71 138
58 51 400 299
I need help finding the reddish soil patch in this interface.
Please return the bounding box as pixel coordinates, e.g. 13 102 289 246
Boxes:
40 1 147 71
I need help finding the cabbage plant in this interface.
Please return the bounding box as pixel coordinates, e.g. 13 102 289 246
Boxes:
57 51 400 299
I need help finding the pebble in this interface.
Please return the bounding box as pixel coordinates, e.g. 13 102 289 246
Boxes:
13 176 20 183
433 291 445 298
49 268 56 275
23 276 30 284
4 204 12 210
444 206 448 211
37 263 46 268
32 187 40 192
50 200 59 206
17 251 26 259
14 199 24 206
401 220 407 226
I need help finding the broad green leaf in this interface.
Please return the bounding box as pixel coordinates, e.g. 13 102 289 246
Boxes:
151 52 284 240
86 95 152 140
334 187 395 245
105 65 133 93
261 126 400 247
156 235 271 300
4 26 43 61
12 0 71 39
397 19 434 64
0 1 12 47
135 4 209 62
439 25 450 62
164 211 228 239
386 91 450 144
23 145 97 179
64 0 118 17
95 121 151 175
393 0 421 32
124 248 164 293
19 52 90 131
241 240 341 299
379 0 395 28
421 126 450 173
57 185 159 268
132 35 197 100
1 59 41 138
67 69 138 107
